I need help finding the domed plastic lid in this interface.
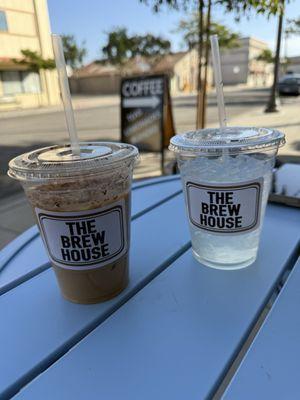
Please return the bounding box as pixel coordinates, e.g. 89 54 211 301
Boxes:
169 127 285 156
8 142 138 181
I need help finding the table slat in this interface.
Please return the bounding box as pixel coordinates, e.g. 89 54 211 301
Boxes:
0 177 181 295
223 259 300 400
0 193 189 399
14 205 300 400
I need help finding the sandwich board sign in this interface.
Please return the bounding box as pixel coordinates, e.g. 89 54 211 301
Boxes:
120 74 175 172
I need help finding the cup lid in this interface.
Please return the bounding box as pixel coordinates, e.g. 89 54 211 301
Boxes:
169 127 285 156
8 142 139 181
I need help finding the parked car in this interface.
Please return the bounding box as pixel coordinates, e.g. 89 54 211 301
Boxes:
278 75 300 95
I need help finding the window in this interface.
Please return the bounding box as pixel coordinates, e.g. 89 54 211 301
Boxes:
2 71 22 95
0 11 8 32
1 71 41 95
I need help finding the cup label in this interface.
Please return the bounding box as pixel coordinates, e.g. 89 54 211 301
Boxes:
35 199 127 270
186 178 263 234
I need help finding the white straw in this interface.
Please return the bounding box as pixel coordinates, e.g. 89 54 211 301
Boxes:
210 35 227 129
52 34 80 157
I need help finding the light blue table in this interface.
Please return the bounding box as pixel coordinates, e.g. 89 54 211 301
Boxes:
0 176 299 400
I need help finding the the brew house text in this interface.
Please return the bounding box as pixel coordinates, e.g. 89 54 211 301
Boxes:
200 191 242 229
60 219 109 263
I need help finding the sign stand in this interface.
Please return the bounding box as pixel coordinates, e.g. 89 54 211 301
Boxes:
121 74 175 174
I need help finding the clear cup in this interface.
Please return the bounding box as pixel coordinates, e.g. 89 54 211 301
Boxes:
169 127 285 270
8 142 138 303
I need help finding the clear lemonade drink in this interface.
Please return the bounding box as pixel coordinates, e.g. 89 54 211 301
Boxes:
170 127 285 269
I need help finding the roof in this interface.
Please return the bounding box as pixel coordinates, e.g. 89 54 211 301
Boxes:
74 52 188 78
152 52 187 73
287 56 300 63
121 55 158 75
0 57 28 71
74 61 118 78
239 37 269 46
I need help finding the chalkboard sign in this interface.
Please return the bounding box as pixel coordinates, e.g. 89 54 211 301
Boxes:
121 74 175 171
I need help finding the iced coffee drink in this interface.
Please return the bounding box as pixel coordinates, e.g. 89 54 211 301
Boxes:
8 142 138 303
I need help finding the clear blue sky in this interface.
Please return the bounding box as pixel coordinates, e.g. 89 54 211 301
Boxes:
48 0 300 63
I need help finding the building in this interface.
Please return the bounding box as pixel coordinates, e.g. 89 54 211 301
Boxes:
70 52 205 97
69 62 121 95
0 0 60 110
69 55 162 95
69 56 158 95
152 50 212 95
284 56 300 75
70 37 272 97
220 37 273 86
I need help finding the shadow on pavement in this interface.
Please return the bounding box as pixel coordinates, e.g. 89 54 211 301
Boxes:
173 99 269 108
291 141 300 152
0 143 54 200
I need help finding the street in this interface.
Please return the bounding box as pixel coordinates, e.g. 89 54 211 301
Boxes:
1 87 300 199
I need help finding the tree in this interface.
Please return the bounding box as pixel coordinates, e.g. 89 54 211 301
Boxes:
282 16 300 70
140 0 291 124
131 34 171 56
176 9 240 126
61 35 87 69
265 0 285 112
102 28 131 65
286 16 300 34
102 28 171 64
13 49 55 72
218 0 287 18
256 49 274 63
141 0 288 16
176 11 240 49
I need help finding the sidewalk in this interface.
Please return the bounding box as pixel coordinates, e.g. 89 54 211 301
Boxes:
0 95 120 120
0 151 175 249
210 99 300 157
0 85 266 120
1 94 300 249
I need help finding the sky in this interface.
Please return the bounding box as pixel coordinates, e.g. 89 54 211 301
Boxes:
48 0 300 64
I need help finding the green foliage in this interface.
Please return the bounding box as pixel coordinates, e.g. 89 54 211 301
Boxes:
102 28 130 64
256 49 274 63
140 0 287 16
176 11 240 48
285 17 300 35
102 27 171 64
61 34 87 68
217 0 286 18
131 33 171 56
139 0 195 12
13 49 55 72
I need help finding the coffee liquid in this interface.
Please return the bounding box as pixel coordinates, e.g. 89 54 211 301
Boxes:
25 174 131 304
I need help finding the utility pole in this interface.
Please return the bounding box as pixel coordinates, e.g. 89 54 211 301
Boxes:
265 0 284 113
196 0 204 128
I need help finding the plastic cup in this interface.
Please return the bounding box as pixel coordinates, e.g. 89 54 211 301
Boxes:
8 142 138 303
169 127 285 270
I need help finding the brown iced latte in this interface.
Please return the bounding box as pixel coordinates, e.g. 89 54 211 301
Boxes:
8 142 138 304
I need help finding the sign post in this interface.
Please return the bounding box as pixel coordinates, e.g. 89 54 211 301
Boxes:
121 74 175 173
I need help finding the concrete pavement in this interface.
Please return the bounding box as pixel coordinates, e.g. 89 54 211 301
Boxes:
0 94 120 119
207 97 300 157
0 151 175 249
1 87 263 199
1 87 300 249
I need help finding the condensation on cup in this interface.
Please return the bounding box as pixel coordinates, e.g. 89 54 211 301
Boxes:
8 142 138 303
170 127 285 270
